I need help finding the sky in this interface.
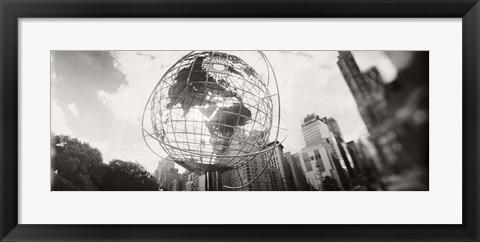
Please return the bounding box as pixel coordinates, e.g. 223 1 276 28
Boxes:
51 51 397 173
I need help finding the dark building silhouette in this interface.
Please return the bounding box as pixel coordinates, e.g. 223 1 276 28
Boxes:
346 141 363 174
323 117 356 187
337 51 428 191
325 117 344 141
153 157 181 191
179 170 191 191
337 51 388 132
285 152 309 191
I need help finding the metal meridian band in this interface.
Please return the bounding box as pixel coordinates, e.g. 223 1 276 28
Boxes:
143 127 277 158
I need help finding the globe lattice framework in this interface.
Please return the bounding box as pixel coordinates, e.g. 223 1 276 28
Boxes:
142 51 280 175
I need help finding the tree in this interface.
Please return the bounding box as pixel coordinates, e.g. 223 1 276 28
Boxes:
52 134 102 191
321 176 341 191
51 134 158 191
101 160 159 191
52 174 81 191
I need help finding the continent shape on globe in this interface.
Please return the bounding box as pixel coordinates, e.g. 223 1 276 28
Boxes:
166 53 252 154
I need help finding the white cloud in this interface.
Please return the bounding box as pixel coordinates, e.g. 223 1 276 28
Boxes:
67 103 79 118
353 51 398 83
51 71 62 99
98 51 186 125
51 101 73 136
96 51 187 172
51 72 59 83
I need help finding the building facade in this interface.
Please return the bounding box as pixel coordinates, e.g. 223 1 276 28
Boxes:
337 51 388 132
184 172 206 191
153 157 181 191
221 141 295 191
180 171 191 191
267 141 295 191
301 114 350 189
298 145 343 190
224 153 274 191
300 114 351 190
171 179 181 191
325 117 344 141
285 152 309 191
325 117 357 182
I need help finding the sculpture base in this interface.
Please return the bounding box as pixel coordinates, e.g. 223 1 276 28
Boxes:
205 171 222 191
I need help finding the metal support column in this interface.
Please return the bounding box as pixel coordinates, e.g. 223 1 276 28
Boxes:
205 171 222 191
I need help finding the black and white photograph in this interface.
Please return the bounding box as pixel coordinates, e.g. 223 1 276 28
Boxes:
51 50 429 191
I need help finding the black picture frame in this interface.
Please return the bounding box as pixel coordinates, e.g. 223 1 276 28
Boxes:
1 0 479 241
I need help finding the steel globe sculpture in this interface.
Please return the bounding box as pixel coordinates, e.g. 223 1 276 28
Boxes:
142 51 280 177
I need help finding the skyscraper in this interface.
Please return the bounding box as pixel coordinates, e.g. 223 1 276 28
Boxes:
184 172 206 191
180 171 191 191
185 173 196 191
223 149 274 191
346 141 362 174
285 152 308 191
171 179 181 191
302 115 346 171
300 114 349 190
325 117 344 141
337 51 388 131
267 141 295 191
298 145 343 190
228 157 267 191
301 114 331 147
222 141 293 191
325 116 357 181
153 157 181 191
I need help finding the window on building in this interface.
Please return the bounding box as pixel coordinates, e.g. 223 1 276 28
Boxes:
316 158 325 172
302 152 313 172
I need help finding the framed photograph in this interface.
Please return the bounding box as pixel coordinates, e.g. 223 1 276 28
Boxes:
1 0 479 241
